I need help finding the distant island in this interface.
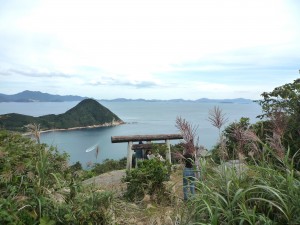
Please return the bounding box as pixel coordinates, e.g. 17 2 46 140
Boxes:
0 90 254 104
0 99 124 132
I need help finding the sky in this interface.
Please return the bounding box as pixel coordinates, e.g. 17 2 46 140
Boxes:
0 0 299 100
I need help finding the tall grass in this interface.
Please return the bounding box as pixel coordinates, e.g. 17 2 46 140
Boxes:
208 106 229 161
180 151 300 225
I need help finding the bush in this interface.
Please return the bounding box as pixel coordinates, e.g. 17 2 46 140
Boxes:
122 158 171 202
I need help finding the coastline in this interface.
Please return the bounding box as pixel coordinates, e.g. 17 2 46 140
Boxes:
23 120 125 135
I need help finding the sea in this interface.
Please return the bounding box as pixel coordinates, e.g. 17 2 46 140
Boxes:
0 101 262 167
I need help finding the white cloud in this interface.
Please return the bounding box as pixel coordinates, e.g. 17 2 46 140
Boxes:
0 0 299 99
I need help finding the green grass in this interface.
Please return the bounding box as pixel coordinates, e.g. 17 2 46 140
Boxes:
180 156 300 225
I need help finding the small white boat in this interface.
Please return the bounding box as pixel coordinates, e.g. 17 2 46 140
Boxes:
85 144 98 152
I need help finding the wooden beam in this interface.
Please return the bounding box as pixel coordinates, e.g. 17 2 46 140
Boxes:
111 134 183 143
131 143 165 150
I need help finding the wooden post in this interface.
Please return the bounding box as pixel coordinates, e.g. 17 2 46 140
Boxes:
166 139 171 164
126 141 133 170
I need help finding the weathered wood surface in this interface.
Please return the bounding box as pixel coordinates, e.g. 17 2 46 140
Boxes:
131 143 166 150
127 141 133 170
111 134 183 143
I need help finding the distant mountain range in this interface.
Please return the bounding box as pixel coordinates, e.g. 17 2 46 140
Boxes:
101 97 254 104
0 91 254 103
0 99 124 132
0 90 87 102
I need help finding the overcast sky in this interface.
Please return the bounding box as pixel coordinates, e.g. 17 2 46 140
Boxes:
0 0 299 100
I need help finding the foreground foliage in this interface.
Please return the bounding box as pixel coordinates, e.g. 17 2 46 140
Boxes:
0 130 114 224
181 153 300 224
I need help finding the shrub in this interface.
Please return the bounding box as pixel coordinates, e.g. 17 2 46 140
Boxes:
122 158 171 202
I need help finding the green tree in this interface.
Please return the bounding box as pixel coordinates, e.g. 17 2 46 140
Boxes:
256 78 300 167
257 78 300 118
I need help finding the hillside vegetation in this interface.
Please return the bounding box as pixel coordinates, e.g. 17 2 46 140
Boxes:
0 99 124 132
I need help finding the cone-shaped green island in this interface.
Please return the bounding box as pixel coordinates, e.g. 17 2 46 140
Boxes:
0 98 124 132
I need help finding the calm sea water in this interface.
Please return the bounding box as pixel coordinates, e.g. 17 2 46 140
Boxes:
0 101 262 167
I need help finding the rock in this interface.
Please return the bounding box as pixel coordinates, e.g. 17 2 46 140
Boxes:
128 218 137 224
163 181 176 193
142 194 151 202
164 216 173 225
155 218 162 225
146 203 155 209
217 160 248 178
